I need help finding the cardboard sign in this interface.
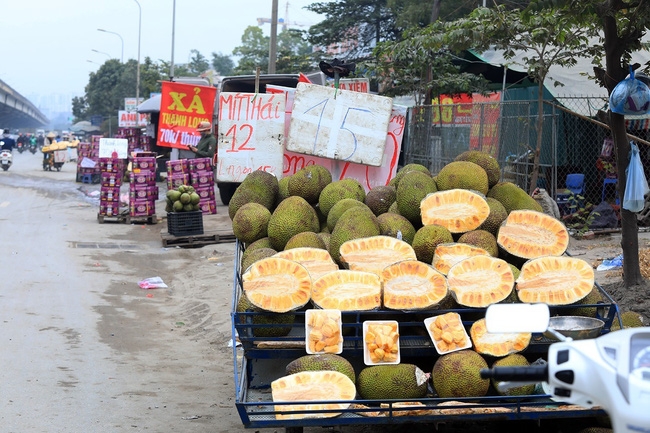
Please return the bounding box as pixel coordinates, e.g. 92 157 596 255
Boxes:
287 83 392 167
124 97 144 112
118 110 148 128
98 138 129 158
266 85 404 191
157 81 217 149
216 92 286 182
327 78 370 93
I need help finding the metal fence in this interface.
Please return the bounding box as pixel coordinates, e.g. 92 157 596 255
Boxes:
401 97 650 226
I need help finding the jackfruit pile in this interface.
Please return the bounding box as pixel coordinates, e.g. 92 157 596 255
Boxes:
165 185 200 213
232 151 608 415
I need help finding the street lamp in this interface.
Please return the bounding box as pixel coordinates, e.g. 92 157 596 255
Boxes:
91 49 112 60
97 28 124 63
87 60 101 66
133 0 141 105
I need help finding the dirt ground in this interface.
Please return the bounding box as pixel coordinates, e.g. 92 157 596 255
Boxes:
566 229 650 324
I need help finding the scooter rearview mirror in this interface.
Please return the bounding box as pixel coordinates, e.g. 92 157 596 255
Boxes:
485 303 550 333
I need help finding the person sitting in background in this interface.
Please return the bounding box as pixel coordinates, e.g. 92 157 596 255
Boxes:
187 121 216 162
1 129 16 151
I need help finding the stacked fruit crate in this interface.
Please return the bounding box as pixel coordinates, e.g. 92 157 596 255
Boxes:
189 158 217 214
98 157 124 217
129 154 158 218
76 138 101 182
166 159 190 190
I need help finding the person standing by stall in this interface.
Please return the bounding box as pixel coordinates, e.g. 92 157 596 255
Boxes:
187 121 216 164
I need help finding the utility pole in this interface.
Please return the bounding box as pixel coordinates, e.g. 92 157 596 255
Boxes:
268 0 278 74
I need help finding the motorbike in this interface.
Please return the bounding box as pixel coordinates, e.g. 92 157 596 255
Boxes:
16 142 24 154
480 303 650 433
1 147 13 171
29 142 37 154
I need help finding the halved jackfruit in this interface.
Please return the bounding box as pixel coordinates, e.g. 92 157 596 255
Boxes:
311 270 381 311
242 257 312 313
470 318 531 357
273 247 339 281
420 189 490 233
381 260 448 310
271 370 356 420
516 256 594 305
433 243 491 275
339 235 417 275
497 210 569 260
447 256 514 307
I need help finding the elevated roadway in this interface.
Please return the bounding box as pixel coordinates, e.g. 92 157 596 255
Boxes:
0 79 48 128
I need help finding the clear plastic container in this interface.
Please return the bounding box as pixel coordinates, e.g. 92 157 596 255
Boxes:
305 309 343 354
424 312 471 355
363 320 400 365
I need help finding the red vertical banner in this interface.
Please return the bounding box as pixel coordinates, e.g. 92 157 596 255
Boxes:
469 93 501 157
157 81 217 149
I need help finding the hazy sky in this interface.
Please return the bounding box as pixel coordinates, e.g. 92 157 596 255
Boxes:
1 0 326 97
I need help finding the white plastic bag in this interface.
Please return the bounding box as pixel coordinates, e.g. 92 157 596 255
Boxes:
623 142 649 212
138 276 168 289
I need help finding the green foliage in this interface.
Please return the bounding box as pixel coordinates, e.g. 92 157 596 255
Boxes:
187 49 210 75
564 193 599 236
211 52 234 75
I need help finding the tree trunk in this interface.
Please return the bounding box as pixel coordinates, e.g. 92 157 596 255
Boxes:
528 81 545 195
610 112 644 286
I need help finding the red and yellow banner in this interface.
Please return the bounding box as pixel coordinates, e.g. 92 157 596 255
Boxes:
157 81 217 149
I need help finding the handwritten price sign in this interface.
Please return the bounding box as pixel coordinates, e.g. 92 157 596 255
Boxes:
216 92 286 182
286 83 393 167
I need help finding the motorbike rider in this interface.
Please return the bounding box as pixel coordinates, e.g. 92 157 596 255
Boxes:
1 129 16 151
42 132 56 169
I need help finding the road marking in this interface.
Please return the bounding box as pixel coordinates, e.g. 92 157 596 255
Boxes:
0 201 9 208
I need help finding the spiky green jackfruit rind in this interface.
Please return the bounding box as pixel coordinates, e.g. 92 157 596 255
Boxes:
432 350 490 398
435 161 489 195
232 202 272 244
286 354 356 384
318 178 366 217
288 164 332 204
491 354 535 396
284 231 327 250
388 163 432 189
241 247 278 273
396 171 438 226
328 207 380 264
611 311 645 331
364 185 397 216
376 212 417 245
244 237 273 253
455 150 501 189
276 175 291 206
228 170 279 219
487 182 543 213
327 199 369 232
412 224 453 264
457 230 499 257
561 287 604 317
478 197 509 236
357 364 428 400
267 196 320 251
236 292 295 337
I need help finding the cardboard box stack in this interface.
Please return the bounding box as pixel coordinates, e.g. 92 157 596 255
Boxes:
115 128 151 154
189 158 217 214
166 159 190 190
129 153 158 218
98 157 124 217
76 135 101 182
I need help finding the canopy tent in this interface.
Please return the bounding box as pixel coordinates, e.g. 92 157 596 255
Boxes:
70 120 101 133
137 94 161 114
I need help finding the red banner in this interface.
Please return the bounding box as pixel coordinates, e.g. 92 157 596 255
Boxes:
157 81 217 149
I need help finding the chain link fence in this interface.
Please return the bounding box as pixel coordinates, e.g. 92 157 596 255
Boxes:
402 97 650 228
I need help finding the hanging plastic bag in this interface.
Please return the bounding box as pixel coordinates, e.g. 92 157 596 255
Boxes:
609 67 650 115
623 142 649 212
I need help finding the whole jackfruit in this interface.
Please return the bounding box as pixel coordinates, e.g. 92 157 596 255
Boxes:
478 197 508 236
455 150 501 189
457 230 498 257
376 212 416 245
326 199 369 232
412 224 453 264
267 196 320 251
288 164 332 204
611 311 644 331
286 354 356 383
284 231 326 250
432 350 489 398
318 178 366 217
241 247 278 273
364 185 397 216
436 161 489 195
357 364 428 400
388 163 431 189
232 202 271 244
396 170 438 226
236 292 295 337
228 170 279 219
491 354 535 396
487 182 543 213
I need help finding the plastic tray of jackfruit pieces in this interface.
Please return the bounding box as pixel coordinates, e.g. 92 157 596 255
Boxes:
363 320 400 366
305 309 343 354
424 312 472 355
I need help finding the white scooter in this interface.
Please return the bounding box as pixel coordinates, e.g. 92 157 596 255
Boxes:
0 142 12 171
481 303 650 433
